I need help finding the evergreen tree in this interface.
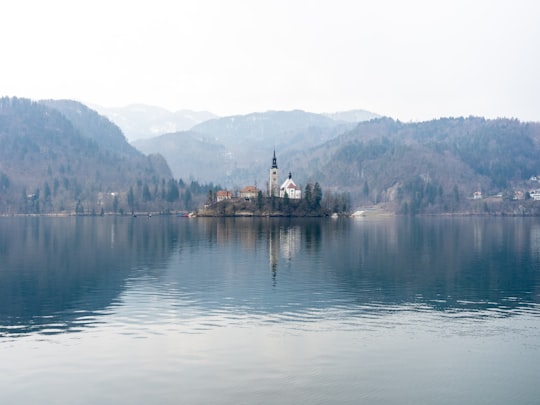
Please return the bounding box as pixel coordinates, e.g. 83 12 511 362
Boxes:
44 182 51 201
313 182 322 210
257 190 263 210
127 186 135 213
183 189 192 210
304 183 313 209
142 183 152 201
167 179 179 202
113 195 119 213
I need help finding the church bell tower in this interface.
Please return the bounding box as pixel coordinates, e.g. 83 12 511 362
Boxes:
269 149 279 197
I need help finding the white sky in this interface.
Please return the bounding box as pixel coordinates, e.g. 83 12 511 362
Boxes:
1 0 539 121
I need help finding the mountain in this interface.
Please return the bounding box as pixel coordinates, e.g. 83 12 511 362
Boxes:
191 110 338 145
133 131 230 184
0 97 172 214
323 109 381 123
133 110 355 186
40 99 141 159
92 104 218 141
288 117 540 214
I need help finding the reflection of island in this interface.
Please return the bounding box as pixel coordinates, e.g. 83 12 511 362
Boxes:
269 223 301 281
3 216 538 338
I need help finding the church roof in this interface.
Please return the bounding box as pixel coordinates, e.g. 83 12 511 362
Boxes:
241 185 258 193
280 176 300 190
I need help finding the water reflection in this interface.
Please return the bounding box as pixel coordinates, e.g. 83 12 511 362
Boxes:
0 216 179 337
1 216 539 338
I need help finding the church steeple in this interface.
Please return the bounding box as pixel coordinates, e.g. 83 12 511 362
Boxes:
269 149 279 197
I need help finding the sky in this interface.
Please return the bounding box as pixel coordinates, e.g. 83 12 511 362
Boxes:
1 0 540 121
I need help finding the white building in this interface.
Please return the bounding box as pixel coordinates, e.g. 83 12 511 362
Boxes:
280 172 302 199
530 190 540 200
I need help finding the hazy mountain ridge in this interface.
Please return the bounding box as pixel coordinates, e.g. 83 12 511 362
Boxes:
134 109 359 187
41 99 141 159
291 117 540 213
4 97 539 215
0 97 172 214
322 109 381 123
92 104 218 141
133 131 231 183
191 110 338 144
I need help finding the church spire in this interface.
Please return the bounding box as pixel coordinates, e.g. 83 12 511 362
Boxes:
272 149 278 169
269 149 279 197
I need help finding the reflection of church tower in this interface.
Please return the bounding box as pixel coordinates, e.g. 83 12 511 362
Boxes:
269 225 279 282
269 149 279 197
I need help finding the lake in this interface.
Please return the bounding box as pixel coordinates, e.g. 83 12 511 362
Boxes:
0 216 539 404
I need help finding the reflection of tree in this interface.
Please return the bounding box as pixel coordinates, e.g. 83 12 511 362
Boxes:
0 217 181 337
269 223 301 283
3 217 537 338
268 219 320 285
327 217 540 311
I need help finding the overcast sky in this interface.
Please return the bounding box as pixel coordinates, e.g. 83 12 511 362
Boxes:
1 0 539 121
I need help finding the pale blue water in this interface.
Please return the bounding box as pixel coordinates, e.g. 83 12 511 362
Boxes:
0 216 539 404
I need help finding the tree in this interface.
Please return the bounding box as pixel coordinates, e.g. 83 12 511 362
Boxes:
44 182 51 201
167 179 179 202
53 178 60 196
142 183 152 201
304 183 313 209
75 199 84 215
257 190 263 210
0 172 9 191
183 189 193 210
313 182 322 210
127 186 135 213
283 190 290 208
113 195 119 213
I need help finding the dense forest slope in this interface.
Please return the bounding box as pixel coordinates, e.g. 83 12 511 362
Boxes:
0 97 172 214
292 117 540 214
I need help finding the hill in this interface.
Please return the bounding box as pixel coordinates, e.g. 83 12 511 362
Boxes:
134 110 355 186
41 99 142 159
133 131 231 183
0 97 173 214
291 117 540 214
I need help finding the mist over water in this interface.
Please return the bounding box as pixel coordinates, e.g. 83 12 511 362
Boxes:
1 216 539 404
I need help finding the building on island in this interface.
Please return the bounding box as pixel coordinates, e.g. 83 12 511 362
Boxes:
216 190 232 202
280 172 302 199
269 149 279 197
240 186 259 199
268 150 302 199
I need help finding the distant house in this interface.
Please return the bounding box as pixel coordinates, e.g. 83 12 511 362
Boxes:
472 191 482 200
216 190 232 202
280 172 302 199
530 190 540 200
240 186 258 199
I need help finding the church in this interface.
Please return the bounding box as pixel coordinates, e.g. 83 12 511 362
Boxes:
268 150 302 199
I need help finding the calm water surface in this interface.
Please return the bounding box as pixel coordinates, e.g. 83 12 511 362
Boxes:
0 216 539 404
